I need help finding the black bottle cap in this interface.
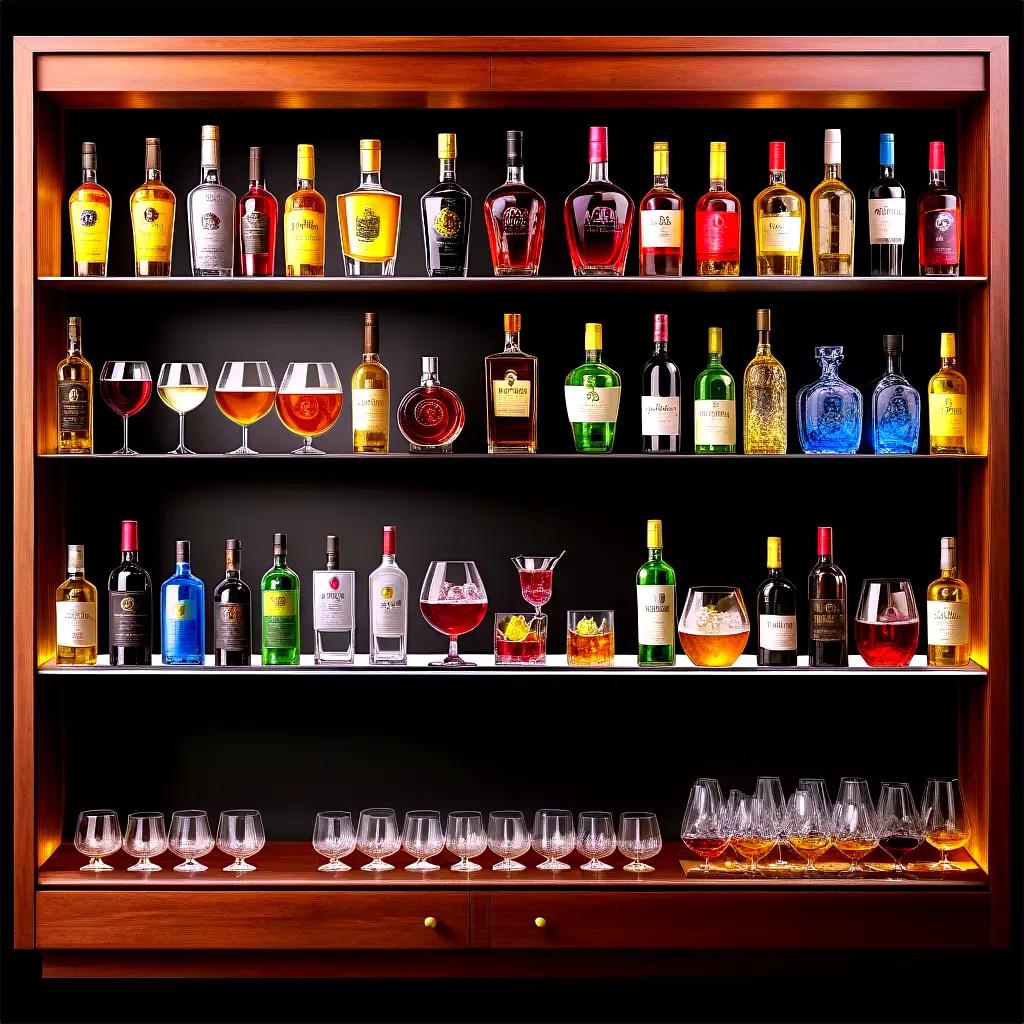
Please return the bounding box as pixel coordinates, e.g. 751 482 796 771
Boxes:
274 532 287 556
176 539 190 563
883 333 903 354
506 130 523 166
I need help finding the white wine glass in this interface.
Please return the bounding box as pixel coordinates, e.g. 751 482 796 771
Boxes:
532 808 575 871
74 809 121 872
446 811 487 872
157 362 208 454
356 807 400 872
123 811 168 871
216 809 265 872
275 361 343 455
215 360 276 455
618 812 662 873
169 809 214 872
577 811 616 871
487 810 530 871
313 811 356 872
402 810 444 872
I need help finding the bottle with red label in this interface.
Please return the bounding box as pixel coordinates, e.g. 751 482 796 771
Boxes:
695 142 741 276
638 142 683 276
917 141 962 276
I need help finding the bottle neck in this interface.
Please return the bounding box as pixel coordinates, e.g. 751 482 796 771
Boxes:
326 554 339 570
67 567 84 580
439 158 457 183
121 550 139 565
297 176 314 191
819 359 840 379
887 353 901 375
67 338 81 357
585 347 601 363
225 567 239 580
360 170 382 188
769 168 786 185
146 167 162 182
652 173 669 189
767 566 782 578
941 355 957 369
817 549 833 565
824 161 841 180
648 546 662 562
175 561 191 575
506 164 524 184
653 340 668 357
940 565 958 580
380 553 396 566
202 164 221 184
878 163 895 180
362 350 380 365
420 370 440 387
929 169 947 187
82 167 96 184
588 160 609 182
709 176 726 192
274 553 287 568
504 331 521 353
756 330 771 355
707 352 722 367
249 177 265 190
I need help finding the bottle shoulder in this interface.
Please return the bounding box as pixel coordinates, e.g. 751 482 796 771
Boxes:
566 361 620 385
754 183 805 210
757 574 798 599
926 575 970 600
70 181 111 204
132 181 175 203
695 189 740 212
811 176 854 201
262 565 300 588
188 181 236 203
162 571 204 591
928 367 967 392
214 576 251 600
422 181 472 203
109 563 152 589
637 561 676 585
285 188 326 212
867 180 906 200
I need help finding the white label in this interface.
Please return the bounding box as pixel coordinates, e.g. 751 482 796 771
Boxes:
636 585 676 645
565 385 621 424
640 210 682 249
352 388 388 433
641 396 680 437
694 399 736 446
371 569 406 637
313 570 354 631
759 614 797 652
927 600 969 646
57 601 97 648
868 198 906 245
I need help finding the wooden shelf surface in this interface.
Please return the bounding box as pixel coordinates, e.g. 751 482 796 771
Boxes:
38 452 988 462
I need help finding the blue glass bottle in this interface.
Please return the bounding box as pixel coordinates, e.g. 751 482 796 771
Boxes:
161 539 205 665
871 333 920 453
796 346 862 454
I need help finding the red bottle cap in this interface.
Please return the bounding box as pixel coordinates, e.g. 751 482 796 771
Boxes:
929 140 945 171
382 525 396 556
653 314 669 343
588 126 608 163
817 526 833 558
769 141 786 171
121 519 138 552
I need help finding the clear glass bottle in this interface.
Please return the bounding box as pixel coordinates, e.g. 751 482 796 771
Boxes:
868 133 905 276
56 544 97 666
130 137 175 277
352 312 390 453
213 539 251 667
918 141 962 276
636 519 676 667
187 124 236 277
810 129 854 277
421 133 470 277
641 313 681 453
638 141 683 276
369 526 407 665
753 142 805 276
483 130 545 276
57 316 92 454
313 535 355 665
756 536 797 667
564 322 621 453
871 333 920 454
485 312 538 453
694 326 736 454
284 144 326 276
742 308 787 454
397 357 465 453
926 536 970 667
68 141 110 277
928 331 968 454
338 139 402 276
797 346 863 454
695 141 740 276
808 526 847 668
261 532 300 666
161 540 205 666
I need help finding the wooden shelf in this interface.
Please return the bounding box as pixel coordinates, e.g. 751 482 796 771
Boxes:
37 452 988 462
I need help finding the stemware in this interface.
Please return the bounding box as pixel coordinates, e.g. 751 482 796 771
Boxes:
123 811 168 871
276 361 344 454
681 782 731 872
832 777 879 874
419 560 489 667
168 809 214 872
577 811 616 871
921 777 972 870
798 778 833 821
313 811 356 872
729 796 777 875
74 809 121 871
876 782 924 876
215 360 277 455
511 552 565 616
678 587 750 667
487 810 530 871
696 777 725 811
785 789 832 874
157 362 208 454
356 807 401 872
216 809 266 872
618 812 662 873
755 776 789 869
446 811 487 872
722 789 747 870
402 810 445 872
99 360 152 455
532 808 575 871
854 578 919 668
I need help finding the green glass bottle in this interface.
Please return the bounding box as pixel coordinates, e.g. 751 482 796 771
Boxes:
694 326 736 454
564 322 621 453
261 532 300 665
636 518 676 667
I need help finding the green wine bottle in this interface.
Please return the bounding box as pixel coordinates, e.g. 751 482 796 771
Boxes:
564 322 621 453
636 519 676 667
694 326 736 453
261 532 300 666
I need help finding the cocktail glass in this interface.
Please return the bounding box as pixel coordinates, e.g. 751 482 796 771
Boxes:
494 612 547 665
512 552 565 615
566 610 615 668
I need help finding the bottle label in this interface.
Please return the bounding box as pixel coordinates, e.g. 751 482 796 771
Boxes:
636 585 676 645
58 381 90 434
189 190 234 270
132 198 175 262
641 396 680 437
240 209 270 255
165 590 200 648
262 591 298 648
214 602 250 653
285 208 325 267
492 373 532 418
314 570 355 631
564 385 621 424
868 198 906 245
371 571 406 637
922 210 960 264
809 598 846 642
344 198 399 260
696 209 740 260
929 393 966 439
431 198 466 258
927 600 969 646
758 215 802 256
759 614 797 652
70 200 109 262
694 399 736 446
352 388 389 433
110 590 151 648
56 601 97 648
640 210 681 250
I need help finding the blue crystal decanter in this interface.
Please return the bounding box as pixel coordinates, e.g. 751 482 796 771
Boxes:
796 346 863 453
871 333 920 453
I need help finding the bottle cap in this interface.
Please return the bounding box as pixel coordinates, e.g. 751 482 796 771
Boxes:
200 125 220 167
249 146 263 181
940 331 956 358
817 526 832 558
437 133 457 160
768 141 786 172
883 333 903 355
929 140 946 172
225 538 241 571
709 141 727 180
67 316 82 344
363 312 378 354
81 141 97 170
504 313 521 334
421 355 438 376
647 519 663 550
273 532 287 556
767 536 782 570
653 140 669 178
940 535 956 571
201 124 219 141
584 323 603 351
653 313 668 344
296 143 315 181
588 126 608 164
823 128 841 165
121 520 139 552
756 308 771 332
326 534 340 557
707 326 723 354
176 539 190 564
879 133 895 166
145 138 161 170
67 544 84 573
506 130 523 166
382 525 396 556
359 138 381 174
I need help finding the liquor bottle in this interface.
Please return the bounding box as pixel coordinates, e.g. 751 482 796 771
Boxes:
868 133 905 276
563 126 634 276
213 539 251 667
56 544 97 666
337 139 402 277
638 141 683 276
695 141 740 277
743 308 787 454
928 332 967 454
130 137 175 277
396 357 465 453
796 346 863 454
871 334 920 454
918 141 962 276
313 535 355 664
352 312 390 453
694 326 736 454
484 312 538 453
641 313 681 454
369 525 407 665
284 144 326 276
109 520 152 665
56 316 92 454
238 146 278 277
753 142 805 276
808 526 847 667
68 142 110 277
187 124 236 277
160 540 205 666
756 536 797 667
421 133 470 277
261 532 300 666
810 129 854 277
926 536 970 667
636 519 676 667
483 130 545 276
564 322 621 453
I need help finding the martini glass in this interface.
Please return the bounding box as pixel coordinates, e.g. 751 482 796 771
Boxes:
512 551 565 616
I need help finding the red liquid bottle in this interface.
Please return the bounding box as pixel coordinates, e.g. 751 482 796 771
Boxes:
238 146 278 276
484 130 545 276
638 141 683 276
917 141 962 276
397 356 465 453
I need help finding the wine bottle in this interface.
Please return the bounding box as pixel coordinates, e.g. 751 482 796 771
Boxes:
108 519 153 666
213 539 251 666
756 536 798 666
808 526 847 667
636 519 676 667
641 313 681 453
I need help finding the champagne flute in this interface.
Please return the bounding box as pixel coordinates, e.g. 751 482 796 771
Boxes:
215 360 276 455
921 777 972 870
168 809 214 872
216 809 265 872
577 811 616 871
618 812 662 873
275 361 343 454
74 809 121 871
446 811 487 872
487 810 530 871
402 810 444 872
100 360 152 455
157 362 208 454
313 811 356 872
123 811 168 871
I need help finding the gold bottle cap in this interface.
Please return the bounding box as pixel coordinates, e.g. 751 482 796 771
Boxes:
296 143 315 181
940 331 956 357
359 138 381 174
201 124 220 141
647 519 663 550
653 141 669 177
707 326 723 354
756 308 771 332
504 313 521 334
145 137 161 170
438 133 457 160
585 323 602 351
67 544 84 573
767 536 782 570
709 141 727 180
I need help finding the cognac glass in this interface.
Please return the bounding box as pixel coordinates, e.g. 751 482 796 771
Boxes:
728 795 776 876
168 809 214 872
577 811 616 872
157 362 208 455
784 789 832 874
356 807 400 872
123 811 168 871
679 587 750 667
74 809 121 872
215 360 277 455
446 811 487 872
487 810 530 872
402 810 445 872
532 808 575 871
100 360 152 455
681 782 731 872
216 809 265 873
832 778 878 874
618 812 662 873
419 560 488 667
755 776 789 869
313 811 355 872
512 552 565 616
876 782 924 876
921 777 972 870
854 578 919 668
276 361 343 454
798 778 833 821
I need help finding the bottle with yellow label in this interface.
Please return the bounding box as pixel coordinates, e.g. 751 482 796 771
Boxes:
337 139 401 276
69 142 111 276
753 141 805 276
130 138 176 276
262 532 300 665
284 144 326 276
928 331 967 454
352 312 390 453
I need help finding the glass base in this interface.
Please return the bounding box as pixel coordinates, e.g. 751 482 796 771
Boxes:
928 859 967 871
623 861 655 873
343 254 397 276
428 655 477 668
227 444 259 455
318 861 351 872
80 858 113 871
127 858 162 871
111 446 139 456
492 859 526 871
224 858 257 872
581 859 613 871
537 858 571 871
405 860 441 872
173 859 208 872
291 442 326 455
168 444 198 455
451 860 482 872
361 860 395 872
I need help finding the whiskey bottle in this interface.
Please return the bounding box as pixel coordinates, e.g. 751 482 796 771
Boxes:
695 142 741 276
638 141 683 276
742 308 787 454
313 535 355 664
68 141 110 277
484 312 538 453
694 326 735 454
213 539 251 667
641 313 681 453
109 520 152 666
928 332 967 454
130 137 175 276
187 124 236 277
421 133 471 277
56 544 97 666
337 139 402 276
564 323 621 453
810 129 854 277
926 536 970 667
261 533 300 666
56 316 93 454
160 540 205 666
636 519 676 667
369 526 407 665
754 142 805 276
284 144 326 276
352 312 390 453
808 526 847 667
756 536 797 667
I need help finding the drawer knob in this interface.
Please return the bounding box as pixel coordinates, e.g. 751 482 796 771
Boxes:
423 916 438 929
534 916 547 929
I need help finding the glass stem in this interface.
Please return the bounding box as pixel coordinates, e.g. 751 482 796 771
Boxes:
241 424 248 451
178 413 186 451
448 635 459 660
122 415 129 452
233 856 246 869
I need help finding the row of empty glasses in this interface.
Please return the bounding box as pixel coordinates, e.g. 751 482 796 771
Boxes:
680 776 972 877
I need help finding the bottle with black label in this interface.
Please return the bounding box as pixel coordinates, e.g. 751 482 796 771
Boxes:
807 526 848 667
108 519 153 665
213 539 251 666
57 316 93 454
756 536 798 666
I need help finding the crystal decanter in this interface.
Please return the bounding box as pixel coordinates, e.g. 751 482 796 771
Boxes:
796 346 863 454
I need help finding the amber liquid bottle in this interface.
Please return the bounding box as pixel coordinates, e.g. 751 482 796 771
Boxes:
284 144 326 276
351 312 390 453
130 137 175 276
68 141 110 277
484 313 538 453
56 316 93 454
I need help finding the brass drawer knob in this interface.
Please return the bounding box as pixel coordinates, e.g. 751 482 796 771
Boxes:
423 916 438 929
534 916 547 928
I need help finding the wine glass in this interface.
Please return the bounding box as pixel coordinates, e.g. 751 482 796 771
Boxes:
215 360 276 455
755 776 788 869
511 552 565 616
168 809 214 872
618 812 662 873
785 789 832 874
74 809 121 871
123 811 168 871
487 810 530 872
876 782 924 877
678 586 750 667
722 790 748 871
532 809 575 871
921 777 972 870
216 809 265 872
356 807 400 872
100 360 152 455
854 578 919 668
832 777 878 874
696 777 725 811
681 782 731 872
157 362 208 454
275 361 343 454
313 811 355 872
446 811 487 872
419 560 488 667
577 811 616 871
402 810 444 872
729 795 777 875
798 778 833 821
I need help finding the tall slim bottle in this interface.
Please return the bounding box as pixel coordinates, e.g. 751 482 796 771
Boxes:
695 141 741 276
918 141 962 276
187 124 236 276
808 526 847 667
421 133 471 276
261 532 300 665
753 141 804 276
636 519 676 667
56 316 93 454
239 146 278 277
130 137 175 276
213 539 251 666
56 544 98 666
68 141 110 277
313 535 355 664
926 536 970 667
638 141 683 276
160 540 205 666
352 312 390 453
109 520 152 665
743 308 787 454
694 326 735 454
756 536 797 666
641 313 681 454
369 526 407 665
868 133 905 276
810 129 854 277
284 144 326 276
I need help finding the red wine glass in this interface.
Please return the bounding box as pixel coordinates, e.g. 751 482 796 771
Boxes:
100 360 152 455
511 551 565 616
854 577 919 667
419 560 488 667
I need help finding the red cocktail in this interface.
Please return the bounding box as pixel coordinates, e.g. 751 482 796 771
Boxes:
494 613 547 665
420 600 488 637
419 560 489 667
511 553 565 615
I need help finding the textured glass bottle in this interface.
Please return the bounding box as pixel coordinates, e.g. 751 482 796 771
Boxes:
753 142 805 276
926 537 970 667
351 313 390 453
928 332 967 454
636 519 676 667
284 144 326 276
797 346 863 454
161 540 205 666
213 539 251 667
868 133 906 276
484 130 545 276
742 308 787 454
695 141 740 276
641 313 681 453
130 138 175 276
187 125 236 277
638 141 683 276
564 323 621 453
397 357 465 453
756 536 797 667
68 141 110 276
485 313 537 453
694 326 736 454
871 333 920 454
421 133 470 277
56 544 98 666
810 129 854 277
57 316 92 454
261 533 300 666
338 139 401 276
